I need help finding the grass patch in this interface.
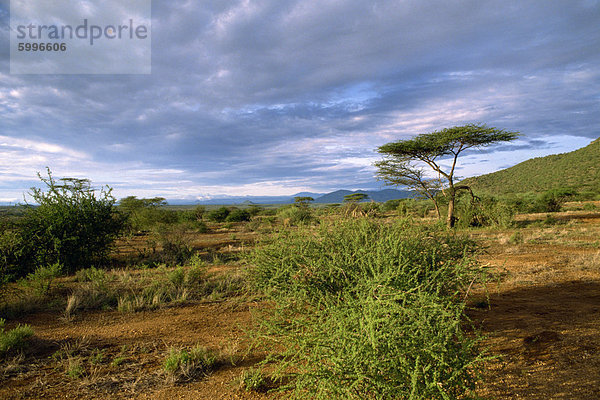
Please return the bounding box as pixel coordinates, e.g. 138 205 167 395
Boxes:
239 368 272 393
163 345 219 383
0 318 34 355
19 262 63 297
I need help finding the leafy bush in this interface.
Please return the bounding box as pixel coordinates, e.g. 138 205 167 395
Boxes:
247 205 264 216
501 193 537 213
193 205 206 220
225 209 251 222
175 206 205 223
455 195 516 228
382 198 403 212
11 170 125 277
145 224 195 266
119 197 179 232
276 205 314 225
0 227 22 285
177 210 198 223
533 188 577 213
206 207 230 222
249 219 485 399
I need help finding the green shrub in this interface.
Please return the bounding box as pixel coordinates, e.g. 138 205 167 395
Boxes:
0 227 23 284
206 207 230 222
382 199 403 212
177 210 198 223
135 208 178 230
226 209 251 222
455 195 516 228
152 224 194 265
247 205 264 216
0 318 34 354
12 169 125 277
249 219 485 399
20 262 63 296
119 196 178 232
240 368 268 392
532 188 577 213
194 220 209 233
191 205 206 220
397 198 437 218
168 267 186 287
75 266 108 286
277 205 314 225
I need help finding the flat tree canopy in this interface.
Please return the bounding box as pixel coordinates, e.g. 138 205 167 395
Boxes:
376 124 519 227
344 193 369 203
294 196 315 208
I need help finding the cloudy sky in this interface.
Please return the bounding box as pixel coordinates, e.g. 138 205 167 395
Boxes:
1 0 599 202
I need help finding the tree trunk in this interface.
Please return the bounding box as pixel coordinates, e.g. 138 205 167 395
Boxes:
446 195 456 228
433 199 441 219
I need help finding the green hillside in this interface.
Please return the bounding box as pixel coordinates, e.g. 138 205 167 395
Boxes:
462 137 600 195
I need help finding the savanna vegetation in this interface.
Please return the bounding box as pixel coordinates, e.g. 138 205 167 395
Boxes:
1 151 600 399
461 136 600 195
376 124 519 227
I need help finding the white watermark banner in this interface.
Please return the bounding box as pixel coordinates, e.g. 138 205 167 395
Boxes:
10 0 151 74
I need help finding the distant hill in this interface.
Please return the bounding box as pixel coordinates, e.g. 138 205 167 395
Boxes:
191 192 324 205
314 189 413 204
190 189 414 205
461 137 600 195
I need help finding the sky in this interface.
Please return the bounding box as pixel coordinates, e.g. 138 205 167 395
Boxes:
0 0 599 203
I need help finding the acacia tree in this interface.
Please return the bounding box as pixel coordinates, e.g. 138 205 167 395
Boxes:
374 158 444 218
376 124 519 228
294 196 314 208
344 193 369 203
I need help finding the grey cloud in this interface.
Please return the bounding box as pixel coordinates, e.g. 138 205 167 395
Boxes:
1 0 599 198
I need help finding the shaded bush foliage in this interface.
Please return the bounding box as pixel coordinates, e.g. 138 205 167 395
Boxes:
454 194 516 228
206 207 230 222
226 209 251 222
533 188 577 213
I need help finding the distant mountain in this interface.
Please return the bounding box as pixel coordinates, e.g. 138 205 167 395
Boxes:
461 137 600 195
291 192 324 199
188 189 414 205
314 189 414 204
193 195 297 205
